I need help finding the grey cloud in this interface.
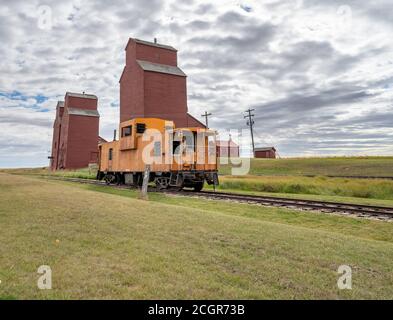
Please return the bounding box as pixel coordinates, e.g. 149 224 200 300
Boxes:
216 11 248 27
195 4 215 15
338 111 393 129
255 87 375 116
187 22 276 52
185 20 211 31
0 114 53 127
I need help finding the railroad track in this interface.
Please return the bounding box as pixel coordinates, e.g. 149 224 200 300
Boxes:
176 190 393 221
43 176 393 221
304 175 393 180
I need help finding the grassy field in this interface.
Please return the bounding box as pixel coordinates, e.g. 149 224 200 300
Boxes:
210 175 393 201
0 167 96 180
0 173 392 299
215 157 393 201
2 157 393 203
220 157 393 177
3 156 393 180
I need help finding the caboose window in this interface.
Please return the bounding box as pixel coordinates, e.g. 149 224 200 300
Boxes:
122 126 132 137
136 123 146 134
184 132 195 151
173 141 181 155
109 148 113 160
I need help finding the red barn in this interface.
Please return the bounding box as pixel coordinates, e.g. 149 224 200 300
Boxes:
119 38 205 128
216 140 240 158
254 147 277 159
50 92 100 170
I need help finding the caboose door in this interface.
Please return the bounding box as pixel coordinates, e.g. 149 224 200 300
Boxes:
108 147 113 171
171 131 182 171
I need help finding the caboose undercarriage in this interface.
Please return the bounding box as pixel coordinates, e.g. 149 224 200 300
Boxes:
97 170 219 191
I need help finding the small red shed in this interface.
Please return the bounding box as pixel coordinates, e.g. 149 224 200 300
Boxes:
216 140 240 158
254 147 277 159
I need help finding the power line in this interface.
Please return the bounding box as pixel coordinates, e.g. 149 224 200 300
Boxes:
201 111 212 128
244 108 255 157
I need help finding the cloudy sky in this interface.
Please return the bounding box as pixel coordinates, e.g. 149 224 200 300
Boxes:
0 0 392 167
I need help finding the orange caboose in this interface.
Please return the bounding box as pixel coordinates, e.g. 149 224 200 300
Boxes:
97 118 219 191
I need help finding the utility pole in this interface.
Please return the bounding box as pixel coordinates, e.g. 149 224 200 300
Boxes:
244 109 255 157
201 111 212 128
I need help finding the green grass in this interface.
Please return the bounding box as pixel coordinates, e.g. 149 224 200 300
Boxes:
0 173 392 299
78 183 393 243
211 175 393 201
219 156 393 177
0 167 96 180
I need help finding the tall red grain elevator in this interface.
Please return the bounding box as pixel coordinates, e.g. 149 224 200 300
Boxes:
119 38 205 127
50 92 100 170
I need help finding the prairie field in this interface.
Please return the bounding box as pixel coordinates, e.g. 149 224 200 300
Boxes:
211 175 393 201
219 156 393 177
4 156 393 181
215 157 393 201
0 167 96 180
3 157 393 203
0 173 392 299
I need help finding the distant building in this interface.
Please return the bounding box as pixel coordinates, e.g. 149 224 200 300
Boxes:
50 92 100 170
254 147 277 159
216 140 240 158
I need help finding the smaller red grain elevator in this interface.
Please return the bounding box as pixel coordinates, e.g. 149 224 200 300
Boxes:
50 92 100 170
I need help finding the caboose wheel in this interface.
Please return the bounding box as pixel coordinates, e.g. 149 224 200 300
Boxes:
104 174 115 185
155 177 169 190
193 181 204 192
